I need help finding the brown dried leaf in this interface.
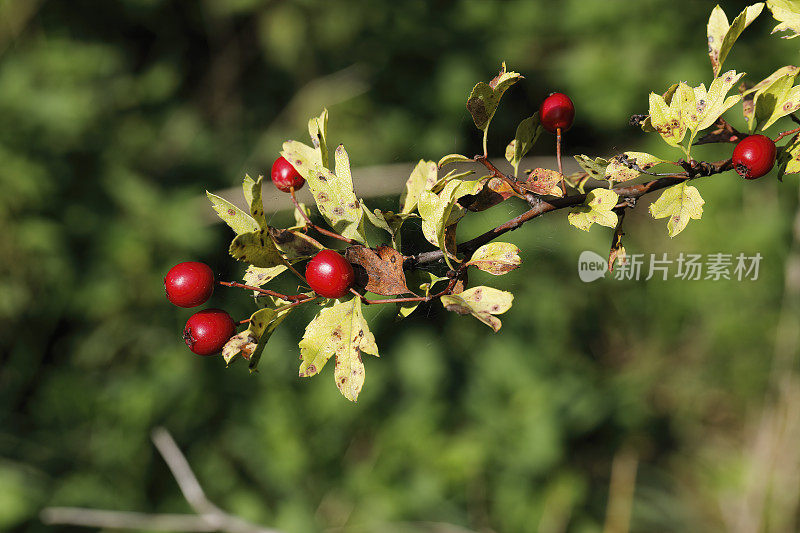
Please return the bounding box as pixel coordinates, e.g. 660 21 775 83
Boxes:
520 168 564 197
345 245 409 296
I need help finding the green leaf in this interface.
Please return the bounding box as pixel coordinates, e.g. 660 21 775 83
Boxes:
568 189 619 231
465 242 521 275
648 90 687 147
242 174 257 209
466 62 522 135
605 152 665 183
229 227 284 268
247 174 269 229
222 305 292 368
440 286 513 332
648 182 705 237
281 141 366 243
777 133 800 179
691 71 744 131
505 113 543 177
206 191 259 235
767 0 800 38
307 108 329 168
437 154 472 168
400 160 438 214
744 68 799 130
247 306 293 371
361 204 414 249
419 179 481 268
574 155 610 180
708 3 764 77
298 298 378 402
243 264 288 287
430 168 476 194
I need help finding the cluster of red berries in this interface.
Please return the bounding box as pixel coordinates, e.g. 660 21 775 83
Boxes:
165 156 354 357
165 262 235 356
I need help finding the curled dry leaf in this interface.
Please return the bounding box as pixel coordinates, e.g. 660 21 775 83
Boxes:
345 245 409 296
459 177 516 212
222 331 257 365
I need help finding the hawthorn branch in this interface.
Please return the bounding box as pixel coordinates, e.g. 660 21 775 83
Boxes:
218 281 311 302
408 158 732 267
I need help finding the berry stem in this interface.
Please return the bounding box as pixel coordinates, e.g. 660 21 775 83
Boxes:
218 280 311 302
349 277 459 305
289 188 357 245
774 126 800 143
556 127 566 195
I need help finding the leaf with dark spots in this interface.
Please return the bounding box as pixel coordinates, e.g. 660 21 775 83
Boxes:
520 168 564 197
345 245 408 296
466 62 521 131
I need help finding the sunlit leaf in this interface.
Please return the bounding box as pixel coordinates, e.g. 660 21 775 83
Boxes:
708 4 764 77
437 154 472 168
605 152 665 183
648 182 705 237
440 286 513 332
229 227 284 268
520 168 564 197
400 160 438 214
574 155 610 180
243 264 288 287
568 189 619 231
767 0 800 38
206 191 258 235
777 133 800 179
466 242 521 275
298 298 378 402
281 141 366 243
307 108 329 168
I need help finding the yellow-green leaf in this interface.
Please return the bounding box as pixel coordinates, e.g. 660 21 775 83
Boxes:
605 152 665 183
505 113 542 177
206 191 259 235
466 242 521 275
440 286 513 332
243 264 288 287
767 0 800 38
649 91 686 147
568 189 619 232
419 179 481 268
574 155 609 180
777 133 800 178
708 3 764 77
648 182 705 237
247 306 293 370
307 108 329 168
229 227 284 268
222 331 257 365
692 71 744 131
437 154 472 168
298 298 378 402
401 160 438 214
281 141 365 243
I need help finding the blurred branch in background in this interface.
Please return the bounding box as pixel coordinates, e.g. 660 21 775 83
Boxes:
602 448 638 533
41 428 282 533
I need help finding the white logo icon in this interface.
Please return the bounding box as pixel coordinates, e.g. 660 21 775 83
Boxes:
578 251 607 282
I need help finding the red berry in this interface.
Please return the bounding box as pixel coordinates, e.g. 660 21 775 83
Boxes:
183 309 236 356
165 262 215 308
539 92 575 133
305 250 354 299
732 134 776 179
271 156 305 192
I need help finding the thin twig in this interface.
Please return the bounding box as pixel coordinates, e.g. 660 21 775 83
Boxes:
218 281 309 302
350 277 459 305
41 508 217 532
775 127 800 143
408 159 732 267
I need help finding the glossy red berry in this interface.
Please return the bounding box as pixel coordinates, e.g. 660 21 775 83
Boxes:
183 309 236 356
539 92 575 133
165 262 215 308
271 156 305 192
305 250 355 299
732 134 776 179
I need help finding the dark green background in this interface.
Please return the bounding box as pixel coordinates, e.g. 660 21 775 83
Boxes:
3 1 800 532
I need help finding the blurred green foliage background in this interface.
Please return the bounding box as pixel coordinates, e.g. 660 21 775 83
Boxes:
3 1 800 532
